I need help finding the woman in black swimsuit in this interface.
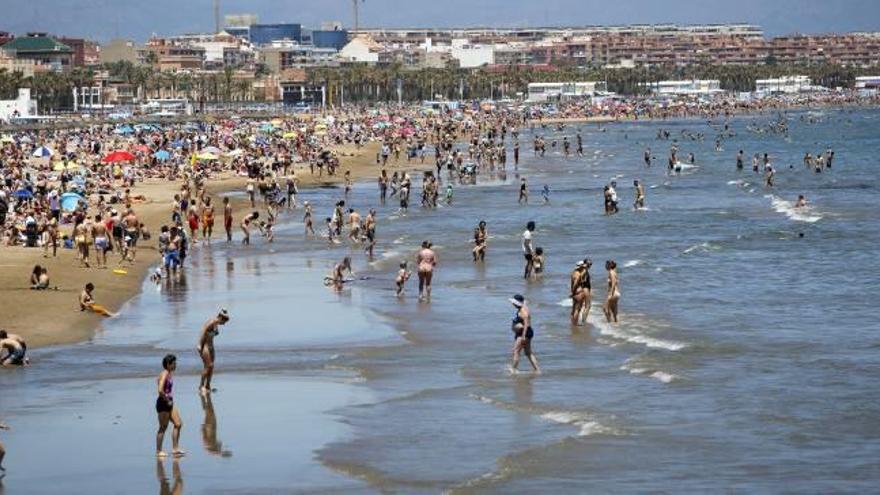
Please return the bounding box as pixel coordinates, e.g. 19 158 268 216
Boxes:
509 294 540 373
570 259 592 325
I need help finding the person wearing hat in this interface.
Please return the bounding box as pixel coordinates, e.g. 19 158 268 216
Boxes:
570 259 593 326
509 295 540 373
198 308 231 395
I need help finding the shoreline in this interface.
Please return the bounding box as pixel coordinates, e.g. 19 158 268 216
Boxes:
1 140 431 349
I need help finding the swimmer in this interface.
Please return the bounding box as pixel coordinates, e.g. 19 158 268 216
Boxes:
795 194 807 208
156 354 184 458
197 308 230 395
416 241 437 301
603 260 620 323
509 294 540 373
395 261 412 297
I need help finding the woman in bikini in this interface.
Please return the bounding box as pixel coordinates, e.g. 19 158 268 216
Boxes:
416 241 436 301
570 259 592 325
198 308 230 395
603 260 620 323
156 354 184 458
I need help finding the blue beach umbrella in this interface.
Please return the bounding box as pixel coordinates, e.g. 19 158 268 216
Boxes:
13 189 34 199
60 192 85 211
113 125 135 135
32 146 53 158
154 149 171 161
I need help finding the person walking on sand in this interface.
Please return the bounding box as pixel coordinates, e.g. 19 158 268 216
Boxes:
416 241 436 301
156 354 185 458
603 260 620 323
509 294 540 374
197 308 230 395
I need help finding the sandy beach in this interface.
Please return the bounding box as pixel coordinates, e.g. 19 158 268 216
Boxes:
0 140 425 349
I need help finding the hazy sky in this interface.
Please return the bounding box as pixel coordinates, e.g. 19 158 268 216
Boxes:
2 0 879 42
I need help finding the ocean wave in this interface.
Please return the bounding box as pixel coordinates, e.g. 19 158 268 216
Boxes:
767 195 823 223
589 312 687 351
540 411 622 437
620 359 680 383
682 241 719 255
623 259 645 268
556 298 574 307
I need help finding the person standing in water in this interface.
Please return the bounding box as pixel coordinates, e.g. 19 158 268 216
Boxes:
198 308 230 395
472 220 488 262
518 178 529 204
395 261 411 297
603 260 620 323
303 201 315 237
223 197 233 242
509 294 540 374
416 241 437 301
156 354 184 458
570 260 592 326
522 221 536 279
633 179 646 210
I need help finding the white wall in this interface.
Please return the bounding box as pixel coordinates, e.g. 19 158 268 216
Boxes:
0 89 37 122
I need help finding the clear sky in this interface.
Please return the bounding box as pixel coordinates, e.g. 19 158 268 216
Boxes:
2 0 879 42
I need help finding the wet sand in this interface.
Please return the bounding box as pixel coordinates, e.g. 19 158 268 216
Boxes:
0 141 425 349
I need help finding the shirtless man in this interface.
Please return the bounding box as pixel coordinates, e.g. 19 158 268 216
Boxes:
347 208 362 243
0 330 28 366
91 214 109 268
123 208 141 263
795 194 808 208
363 209 377 258
633 179 646 210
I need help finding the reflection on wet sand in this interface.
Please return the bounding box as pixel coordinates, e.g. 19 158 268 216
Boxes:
156 458 183 495
200 394 232 458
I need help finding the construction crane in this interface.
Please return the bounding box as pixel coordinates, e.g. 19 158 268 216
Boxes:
213 0 221 34
351 0 364 33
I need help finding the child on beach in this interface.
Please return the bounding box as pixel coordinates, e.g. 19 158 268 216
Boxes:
395 261 412 297
79 283 114 317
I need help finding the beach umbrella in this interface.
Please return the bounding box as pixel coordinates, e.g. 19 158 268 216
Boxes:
170 140 184 149
203 146 222 155
196 152 218 161
113 125 135 135
32 146 54 158
259 123 274 133
282 131 298 139
154 150 171 161
102 150 136 163
60 192 85 211
0 136 14 144
226 149 244 157
13 189 33 200
132 144 151 154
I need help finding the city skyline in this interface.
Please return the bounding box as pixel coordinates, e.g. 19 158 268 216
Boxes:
2 0 880 42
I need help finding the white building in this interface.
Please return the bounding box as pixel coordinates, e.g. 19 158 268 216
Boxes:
527 82 606 102
338 36 381 63
449 39 494 68
854 76 880 89
0 88 38 122
648 79 723 96
755 75 811 94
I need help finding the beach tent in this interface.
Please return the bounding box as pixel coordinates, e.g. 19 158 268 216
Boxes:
154 150 171 161
60 192 85 211
102 150 137 163
32 146 54 158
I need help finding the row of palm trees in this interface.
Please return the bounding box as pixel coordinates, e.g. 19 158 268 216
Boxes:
1 61 876 112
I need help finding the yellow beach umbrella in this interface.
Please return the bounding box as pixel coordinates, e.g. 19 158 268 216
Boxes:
283 131 298 139
270 119 283 126
53 162 66 171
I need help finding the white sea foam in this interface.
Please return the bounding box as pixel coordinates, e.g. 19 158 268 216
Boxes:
557 298 574 307
540 411 619 437
767 195 823 223
620 362 679 383
590 311 687 351
623 259 644 268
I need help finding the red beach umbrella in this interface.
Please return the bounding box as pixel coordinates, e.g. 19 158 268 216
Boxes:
102 150 137 163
